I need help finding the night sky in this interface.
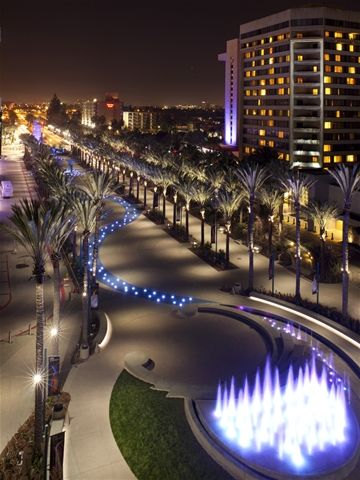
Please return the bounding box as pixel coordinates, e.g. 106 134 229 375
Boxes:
1 0 360 105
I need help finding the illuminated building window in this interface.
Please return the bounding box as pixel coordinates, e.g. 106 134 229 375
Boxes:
259 139 266 146
259 129 266 136
246 90 251 96
286 55 290 62
312 156 318 163
313 66 318 72
269 140 274 147
279 153 284 160
260 109 266 115
278 131 284 139
347 77 356 85
246 71 251 77
313 88 319 95
245 52 251 59
269 36 273 43
261 49 265 55
347 154 355 162
278 88 285 95
269 68 275 74
324 76 331 84
252 90 257 96
257 99 261 106
335 55 341 62
252 61 256 67
336 111 341 118
324 145 332 152
268 109 273 115
296 33 303 39
324 156 331 163
349 67 356 74
334 32 343 38
324 53 330 61
297 77 304 83
325 65 332 73
269 47 273 54
269 57 274 65
334 65 343 73
349 33 356 40
277 77 284 84
297 55 303 61
277 34 285 41
334 155 342 162
260 79 266 86
261 38 265 45
252 70 256 77
349 45 354 52
245 146 251 153
268 119 274 126
260 89 266 96
286 154 290 161
261 59 265 66
325 31 330 37
336 43 343 51
325 87 332 95
325 121 332 129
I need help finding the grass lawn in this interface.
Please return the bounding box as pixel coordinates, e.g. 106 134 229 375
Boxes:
109 370 233 480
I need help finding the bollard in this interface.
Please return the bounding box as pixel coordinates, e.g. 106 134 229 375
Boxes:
28 323 32 335
8 330 12 343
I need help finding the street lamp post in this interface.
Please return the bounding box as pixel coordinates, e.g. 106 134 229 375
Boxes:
173 192 177 228
225 221 231 266
200 207 205 248
144 180 147 208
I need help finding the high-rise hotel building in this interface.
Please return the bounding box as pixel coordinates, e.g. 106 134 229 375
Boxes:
219 7 360 168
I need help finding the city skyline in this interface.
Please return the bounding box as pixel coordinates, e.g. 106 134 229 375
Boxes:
2 0 360 105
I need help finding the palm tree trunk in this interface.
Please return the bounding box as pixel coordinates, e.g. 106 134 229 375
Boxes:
186 208 189 241
91 212 101 288
295 200 301 301
319 233 325 283
34 275 45 453
248 196 255 291
144 184 147 208
342 208 350 317
81 233 90 347
226 231 230 266
268 220 273 257
278 201 284 236
52 257 60 356
162 193 166 223
136 179 140 201
173 201 177 227
201 218 205 248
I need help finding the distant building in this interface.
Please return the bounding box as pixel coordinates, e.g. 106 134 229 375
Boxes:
81 99 97 128
81 93 123 128
123 109 162 132
219 6 360 168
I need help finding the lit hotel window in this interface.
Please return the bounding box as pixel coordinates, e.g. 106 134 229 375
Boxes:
334 32 343 38
349 67 356 74
261 38 265 45
259 139 266 146
324 145 332 152
349 45 354 52
260 109 266 115
278 131 284 139
297 55 303 61
324 53 330 61
324 76 331 83
246 71 251 77
334 65 343 73
334 155 342 162
246 90 251 96
252 70 256 77
269 67 275 74
347 154 355 162
269 36 273 43
325 65 332 72
325 87 332 95
336 43 343 51
278 88 285 95
277 77 284 84
260 79 266 86
286 154 290 161
269 57 274 65
268 109 273 115
269 140 275 147
259 129 266 136
335 55 341 62
261 59 265 66
261 49 265 55
286 55 290 62
312 88 319 95
325 121 332 129
260 89 266 96
313 66 318 72
269 78 275 85
349 33 356 40
268 119 274 126
324 156 331 163
347 77 356 85
336 111 341 118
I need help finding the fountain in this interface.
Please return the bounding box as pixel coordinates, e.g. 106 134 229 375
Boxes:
212 357 359 477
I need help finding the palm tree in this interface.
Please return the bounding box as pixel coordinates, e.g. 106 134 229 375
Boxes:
217 189 242 266
71 194 99 357
47 202 76 356
1 199 67 452
306 201 338 282
281 171 315 301
236 164 269 291
80 171 117 286
260 189 283 256
176 176 197 241
150 169 175 223
194 183 212 248
329 164 360 316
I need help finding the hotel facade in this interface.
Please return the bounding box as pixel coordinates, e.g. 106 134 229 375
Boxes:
219 7 360 168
